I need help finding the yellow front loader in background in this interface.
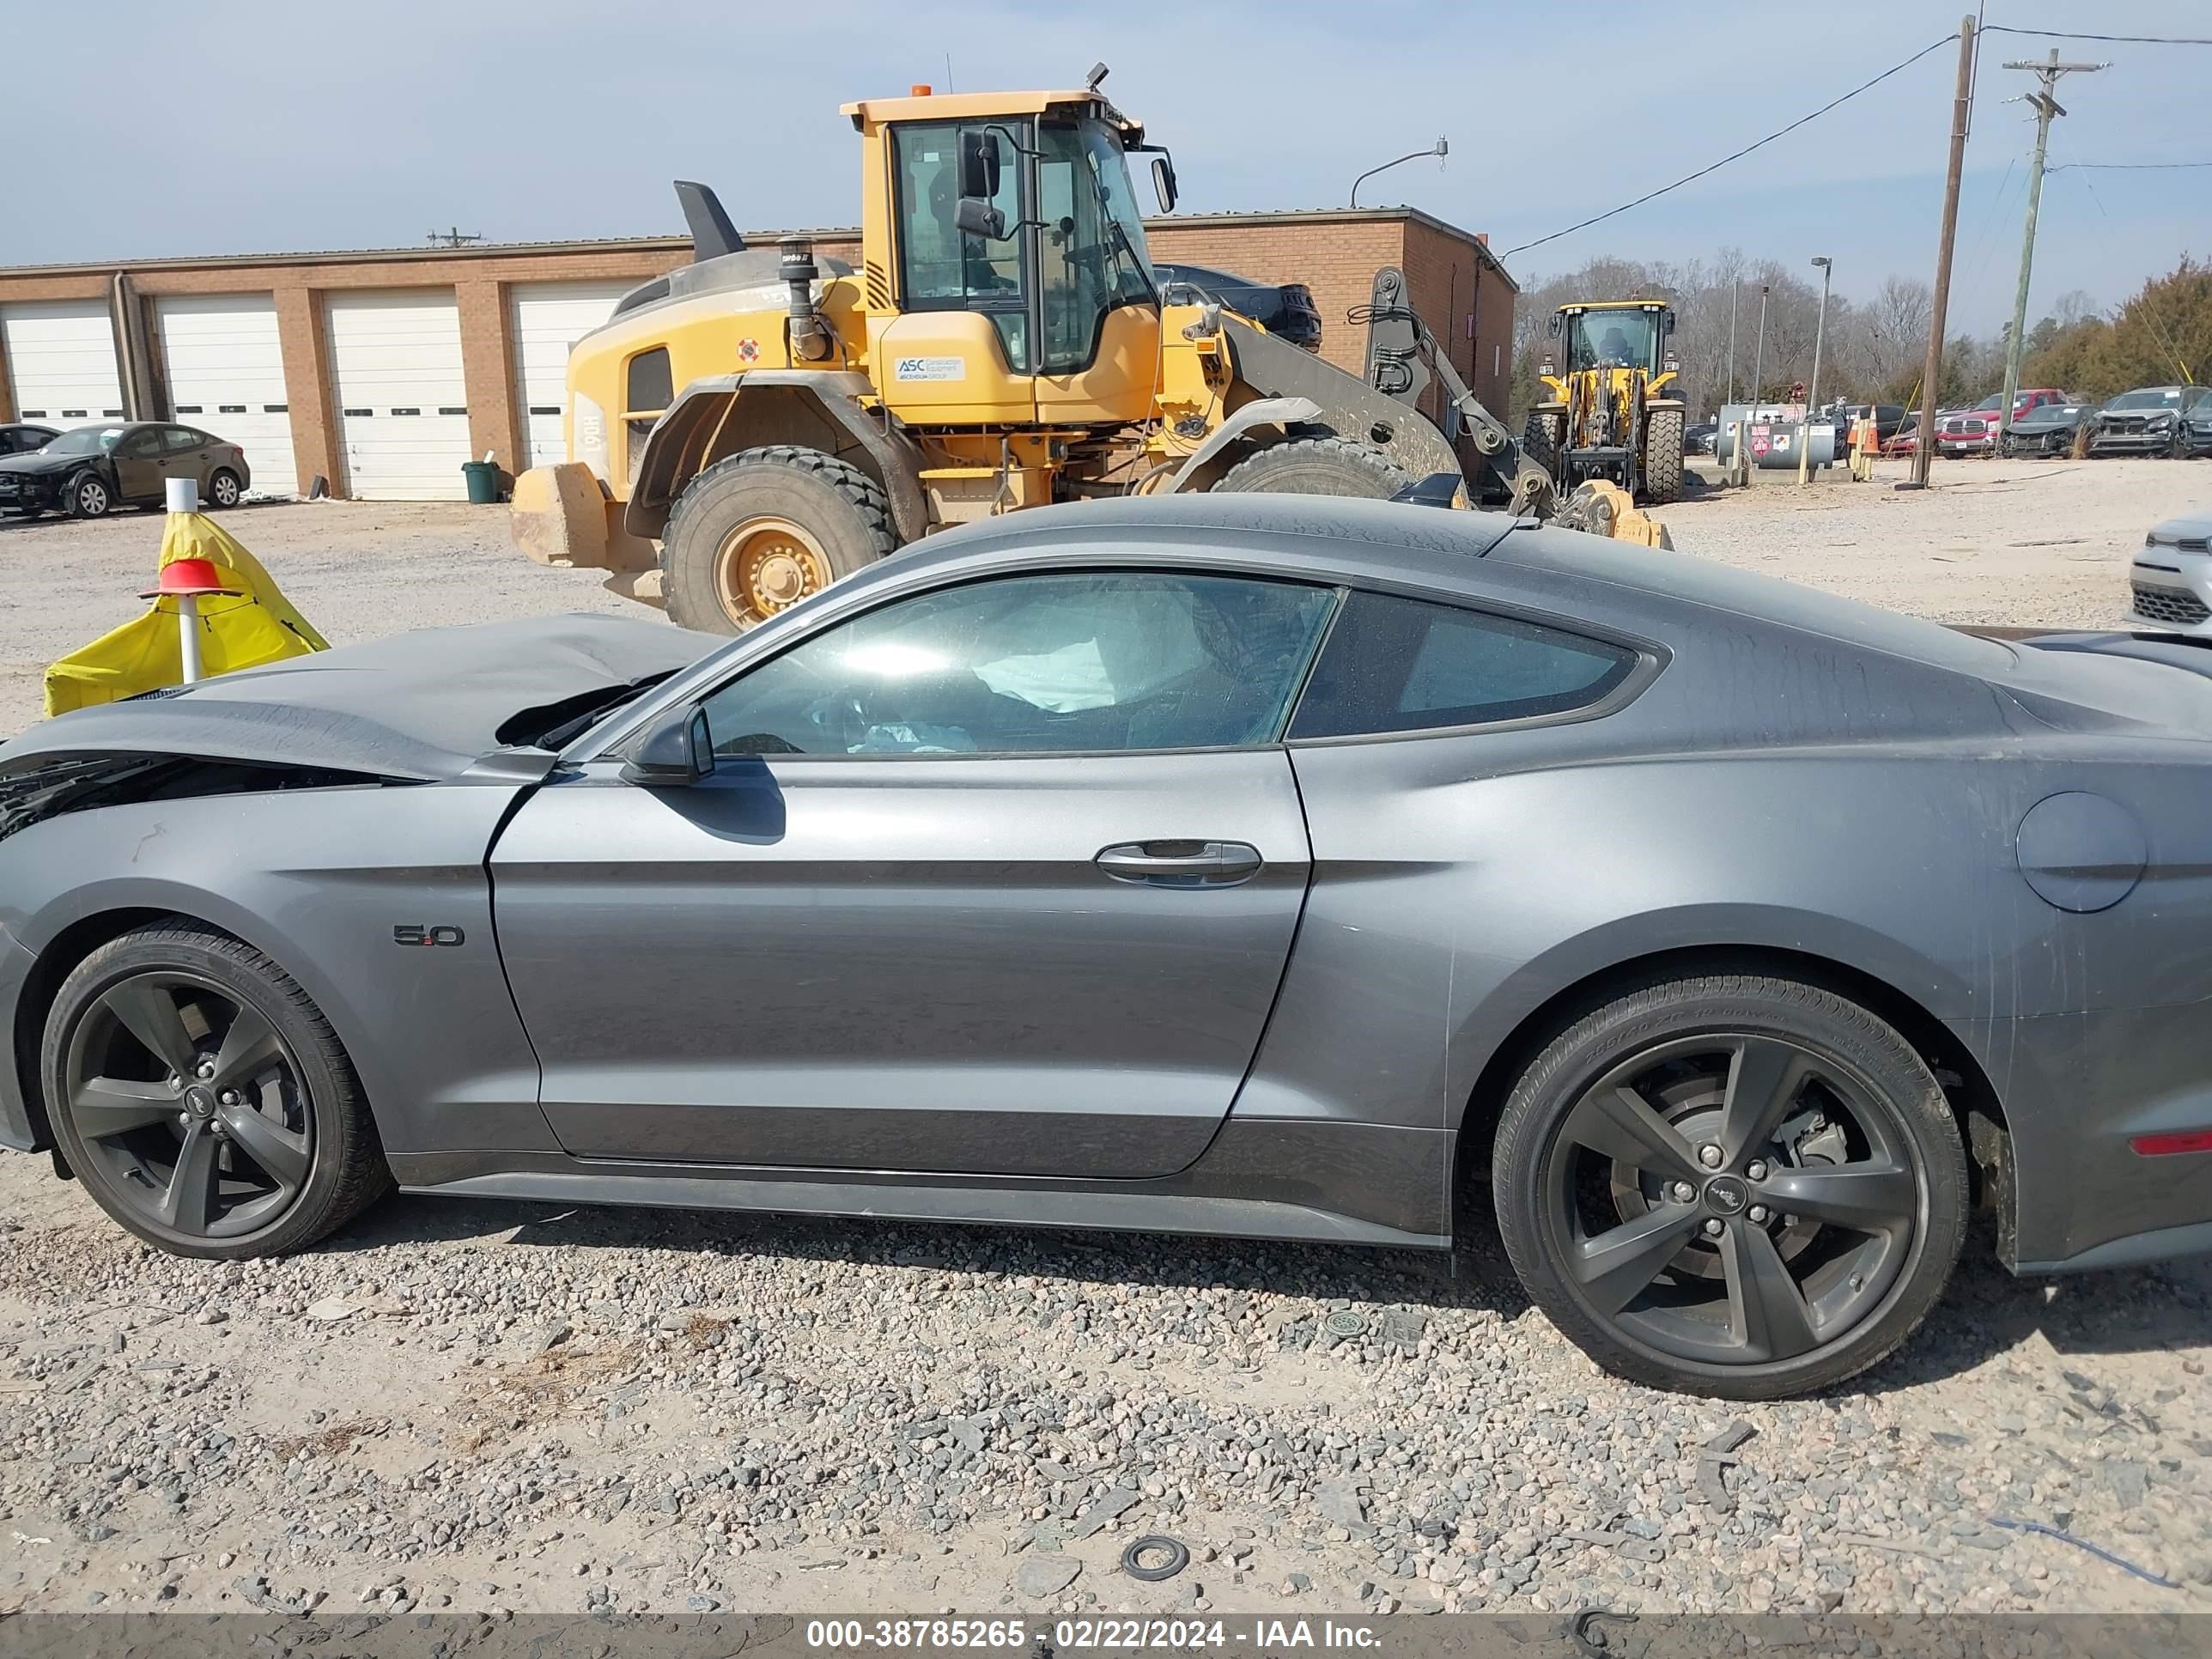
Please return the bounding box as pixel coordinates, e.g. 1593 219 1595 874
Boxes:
1525 300 1687 506
512 68 1667 635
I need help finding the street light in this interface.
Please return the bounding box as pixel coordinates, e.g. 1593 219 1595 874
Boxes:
1350 137 1447 208
1802 257 1832 485
1807 257 1833 410
1749 283 1771 412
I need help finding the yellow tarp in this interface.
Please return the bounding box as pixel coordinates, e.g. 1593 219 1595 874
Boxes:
42 513 329 717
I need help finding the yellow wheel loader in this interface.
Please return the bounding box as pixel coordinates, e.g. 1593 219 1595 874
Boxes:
1524 300 1687 506
510 69 1667 635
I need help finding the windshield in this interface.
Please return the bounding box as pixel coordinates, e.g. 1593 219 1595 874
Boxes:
1035 118 1156 372
41 426 126 456
2109 388 2182 410
1565 309 1661 372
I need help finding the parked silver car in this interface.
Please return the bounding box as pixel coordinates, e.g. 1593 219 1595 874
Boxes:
2126 510 2212 635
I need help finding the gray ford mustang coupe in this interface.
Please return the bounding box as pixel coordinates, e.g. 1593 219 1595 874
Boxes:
3 495 2209 1399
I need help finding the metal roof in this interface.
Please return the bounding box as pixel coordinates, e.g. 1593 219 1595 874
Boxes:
0 209 1512 288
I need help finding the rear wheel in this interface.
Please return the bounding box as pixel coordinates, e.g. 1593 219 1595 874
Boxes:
43 922 391 1260
1492 971 1967 1399
1643 408 1685 504
1212 434 1411 498
661 447 899 635
207 468 243 509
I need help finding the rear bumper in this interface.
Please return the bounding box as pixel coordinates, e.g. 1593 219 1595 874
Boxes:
0 927 40 1152
1951 1000 2212 1273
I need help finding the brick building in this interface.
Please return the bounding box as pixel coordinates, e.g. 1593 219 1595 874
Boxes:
0 207 1514 501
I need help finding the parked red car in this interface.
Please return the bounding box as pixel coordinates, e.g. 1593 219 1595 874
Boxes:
1936 389 2069 457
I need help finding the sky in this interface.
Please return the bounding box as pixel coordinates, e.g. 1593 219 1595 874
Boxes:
3 0 2207 335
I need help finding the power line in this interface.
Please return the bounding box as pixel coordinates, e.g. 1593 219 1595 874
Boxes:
2047 159 2212 172
1980 25 2212 46
1497 33 1960 260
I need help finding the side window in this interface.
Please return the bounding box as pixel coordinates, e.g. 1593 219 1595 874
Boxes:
117 428 163 461
892 121 1028 371
700 572 1336 758
163 427 206 453
1289 591 1637 740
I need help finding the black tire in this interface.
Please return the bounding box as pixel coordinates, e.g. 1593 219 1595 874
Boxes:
42 921 392 1260
207 468 243 509
661 446 898 635
1492 970 1968 1400
65 472 112 519
1643 407 1685 504
1212 434 1412 498
1522 410 1563 478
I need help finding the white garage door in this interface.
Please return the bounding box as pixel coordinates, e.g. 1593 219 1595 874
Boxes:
512 281 632 470
155 295 297 498
326 290 471 501
2 301 125 430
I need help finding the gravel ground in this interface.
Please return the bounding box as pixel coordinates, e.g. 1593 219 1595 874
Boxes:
2 460 2210 1620
1652 454 2205 630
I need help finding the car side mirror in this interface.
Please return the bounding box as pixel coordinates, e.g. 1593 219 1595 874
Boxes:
955 198 1008 240
1151 155 1178 213
958 130 1001 201
621 705 715 787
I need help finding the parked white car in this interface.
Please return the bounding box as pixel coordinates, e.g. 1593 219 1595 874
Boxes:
2125 512 2212 635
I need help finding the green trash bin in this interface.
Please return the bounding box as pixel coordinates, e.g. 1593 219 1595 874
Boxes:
461 460 501 504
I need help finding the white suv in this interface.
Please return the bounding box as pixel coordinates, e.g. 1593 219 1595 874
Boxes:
2126 512 2212 636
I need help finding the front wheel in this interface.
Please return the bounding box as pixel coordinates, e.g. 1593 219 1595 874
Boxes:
1212 434 1413 498
66 474 112 518
42 921 392 1259
661 446 898 635
1643 408 1685 504
1492 971 1968 1399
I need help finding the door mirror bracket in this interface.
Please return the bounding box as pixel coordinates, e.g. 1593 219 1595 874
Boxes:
621 705 716 787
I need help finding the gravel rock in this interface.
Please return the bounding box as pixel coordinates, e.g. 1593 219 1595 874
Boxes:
1015 1555 1082 1598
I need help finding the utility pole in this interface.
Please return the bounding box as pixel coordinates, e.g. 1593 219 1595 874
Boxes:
1996 49 2104 442
1906 15 1977 490
427 226 483 248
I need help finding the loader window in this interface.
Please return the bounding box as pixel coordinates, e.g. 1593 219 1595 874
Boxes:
1035 118 1156 374
893 122 1030 372
1565 310 1662 374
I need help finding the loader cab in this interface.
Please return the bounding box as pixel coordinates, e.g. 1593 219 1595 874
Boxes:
849 84 1166 426
1556 303 1673 375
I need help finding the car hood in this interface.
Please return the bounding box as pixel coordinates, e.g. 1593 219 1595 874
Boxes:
0 613 722 783
0 451 86 476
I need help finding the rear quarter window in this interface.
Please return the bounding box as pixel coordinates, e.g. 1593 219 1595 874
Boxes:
1289 591 1637 739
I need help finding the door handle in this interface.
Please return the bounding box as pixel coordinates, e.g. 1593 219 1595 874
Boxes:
1094 840 1263 887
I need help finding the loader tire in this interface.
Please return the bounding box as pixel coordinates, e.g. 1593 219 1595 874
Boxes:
1212 434 1412 499
1522 410 1563 479
1644 407 1685 505
661 446 898 635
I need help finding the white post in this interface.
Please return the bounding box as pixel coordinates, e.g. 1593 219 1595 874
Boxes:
177 596 203 684
165 477 203 681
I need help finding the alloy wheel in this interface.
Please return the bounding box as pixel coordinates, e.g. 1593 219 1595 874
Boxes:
62 969 313 1241
1538 1032 1924 1368
211 472 241 507
76 480 110 515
